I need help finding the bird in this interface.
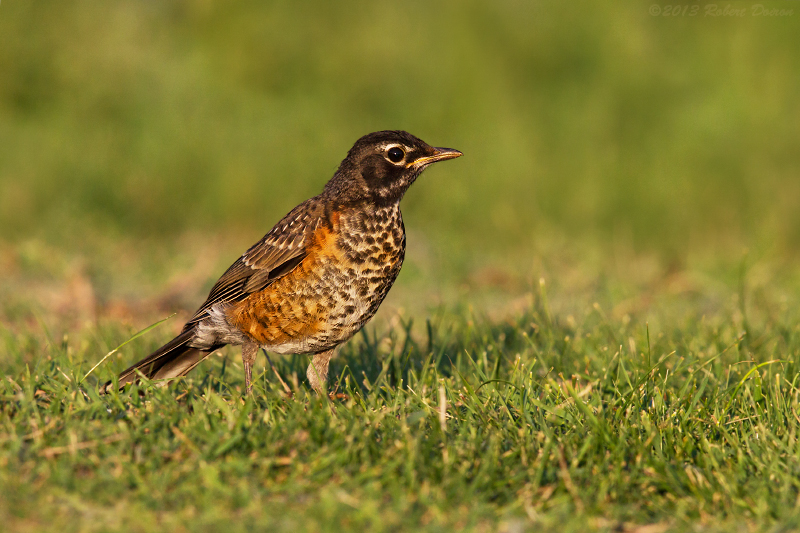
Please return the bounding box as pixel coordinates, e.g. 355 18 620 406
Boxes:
105 130 461 396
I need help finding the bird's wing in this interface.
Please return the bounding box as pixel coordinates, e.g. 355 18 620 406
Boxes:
184 197 325 328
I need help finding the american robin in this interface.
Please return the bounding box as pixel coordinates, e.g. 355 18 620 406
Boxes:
107 130 461 395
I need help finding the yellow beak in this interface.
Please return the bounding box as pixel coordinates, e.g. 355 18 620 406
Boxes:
407 147 463 169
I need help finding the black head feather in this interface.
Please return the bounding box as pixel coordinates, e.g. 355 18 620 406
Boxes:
323 130 461 206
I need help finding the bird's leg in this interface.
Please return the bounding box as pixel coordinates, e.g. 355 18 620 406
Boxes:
307 348 335 396
241 342 258 395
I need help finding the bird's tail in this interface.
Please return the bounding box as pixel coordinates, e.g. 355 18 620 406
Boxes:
103 328 218 393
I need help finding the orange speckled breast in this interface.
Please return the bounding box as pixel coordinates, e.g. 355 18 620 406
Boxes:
225 204 405 355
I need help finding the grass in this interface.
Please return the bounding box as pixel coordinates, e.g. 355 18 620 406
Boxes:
3 1 800 531
4 259 800 532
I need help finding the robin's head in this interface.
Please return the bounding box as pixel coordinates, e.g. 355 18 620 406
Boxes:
324 130 462 205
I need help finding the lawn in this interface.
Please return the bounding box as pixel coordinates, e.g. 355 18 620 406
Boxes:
5 253 800 532
2 1 800 531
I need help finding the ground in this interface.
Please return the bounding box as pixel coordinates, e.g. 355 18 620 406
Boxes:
4 239 800 532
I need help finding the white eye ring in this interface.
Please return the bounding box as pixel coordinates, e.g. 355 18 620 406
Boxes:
386 145 405 164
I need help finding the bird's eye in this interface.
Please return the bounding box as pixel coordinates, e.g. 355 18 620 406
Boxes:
387 147 405 163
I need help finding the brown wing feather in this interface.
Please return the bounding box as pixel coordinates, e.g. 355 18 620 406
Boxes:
183 197 325 328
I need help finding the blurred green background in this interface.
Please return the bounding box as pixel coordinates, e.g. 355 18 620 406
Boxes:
1 0 800 326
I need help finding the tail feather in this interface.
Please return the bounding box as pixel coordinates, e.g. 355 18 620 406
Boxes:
104 328 219 392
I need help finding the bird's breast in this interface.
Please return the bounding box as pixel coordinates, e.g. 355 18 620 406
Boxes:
226 204 406 353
